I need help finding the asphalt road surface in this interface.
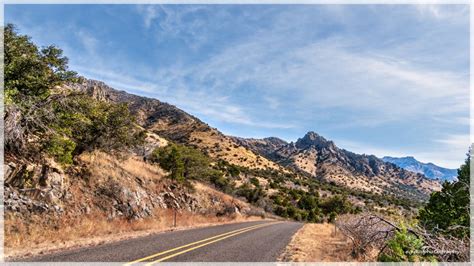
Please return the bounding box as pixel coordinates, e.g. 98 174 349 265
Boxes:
16 220 302 263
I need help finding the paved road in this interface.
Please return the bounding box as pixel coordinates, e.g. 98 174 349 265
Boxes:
15 220 302 262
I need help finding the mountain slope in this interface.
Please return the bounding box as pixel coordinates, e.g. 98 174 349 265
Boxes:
232 137 288 161
70 79 440 200
382 156 457 182
69 79 285 172
233 132 441 200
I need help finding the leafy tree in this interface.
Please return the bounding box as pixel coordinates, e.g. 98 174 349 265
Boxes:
298 194 318 210
53 96 145 154
209 170 234 193
308 209 323 223
274 206 288 218
4 24 145 165
287 205 297 218
321 194 351 215
154 144 186 182
4 24 79 153
4 23 78 103
418 152 470 238
151 144 220 183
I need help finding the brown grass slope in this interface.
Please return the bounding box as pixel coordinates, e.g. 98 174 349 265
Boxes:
69 79 284 171
4 150 265 259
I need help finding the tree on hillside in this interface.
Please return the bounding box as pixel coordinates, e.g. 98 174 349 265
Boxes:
4 24 145 164
4 23 78 103
4 24 79 153
151 144 218 182
418 151 470 238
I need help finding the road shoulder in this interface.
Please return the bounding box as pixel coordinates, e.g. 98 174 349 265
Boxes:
279 223 354 262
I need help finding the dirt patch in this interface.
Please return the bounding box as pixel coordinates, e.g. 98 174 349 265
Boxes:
279 223 355 262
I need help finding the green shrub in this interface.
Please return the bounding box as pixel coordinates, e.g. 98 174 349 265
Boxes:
321 194 351 215
46 135 76 165
418 153 470 239
378 225 434 262
328 211 337 223
250 177 260 187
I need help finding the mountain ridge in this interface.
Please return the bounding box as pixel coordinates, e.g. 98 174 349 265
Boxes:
69 79 286 172
232 132 441 200
71 79 441 200
382 156 457 182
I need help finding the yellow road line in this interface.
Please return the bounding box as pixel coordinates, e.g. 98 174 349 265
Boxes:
125 222 276 265
145 222 278 264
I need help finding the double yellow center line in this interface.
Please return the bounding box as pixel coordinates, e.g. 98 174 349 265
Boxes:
125 221 278 264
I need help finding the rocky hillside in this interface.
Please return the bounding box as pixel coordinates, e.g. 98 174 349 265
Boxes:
382 156 457 182
232 136 288 161
71 80 441 201
68 80 285 172
233 132 441 200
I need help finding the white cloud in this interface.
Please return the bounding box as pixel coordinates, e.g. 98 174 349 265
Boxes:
75 30 98 55
136 5 159 29
136 5 211 49
415 4 469 21
73 64 294 130
434 134 471 155
263 96 280 110
170 32 468 128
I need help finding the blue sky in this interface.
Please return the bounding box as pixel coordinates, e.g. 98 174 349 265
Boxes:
5 4 470 168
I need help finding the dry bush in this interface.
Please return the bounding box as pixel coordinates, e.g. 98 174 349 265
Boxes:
336 213 395 260
336 213 469 262
416 227 469 262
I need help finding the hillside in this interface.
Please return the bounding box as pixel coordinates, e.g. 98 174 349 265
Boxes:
382 156 457 182
72 80 441 201
232 132 441 200
68 79 285 172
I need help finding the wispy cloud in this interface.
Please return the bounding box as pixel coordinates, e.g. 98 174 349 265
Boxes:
136 4 213 49
75 29 98 55
415 4 469 21
7 4 468 167
136 5 159 29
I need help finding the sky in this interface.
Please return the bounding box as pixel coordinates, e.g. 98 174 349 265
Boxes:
5 4 470 168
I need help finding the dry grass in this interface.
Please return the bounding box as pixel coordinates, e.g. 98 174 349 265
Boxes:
80 151 166 183
4 151 266 260
189 129 284 171
4 208 263 260
280 223 355 262
193 182 249 208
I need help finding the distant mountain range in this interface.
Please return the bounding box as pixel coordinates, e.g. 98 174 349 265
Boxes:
382 156 457 182
233 132 441 200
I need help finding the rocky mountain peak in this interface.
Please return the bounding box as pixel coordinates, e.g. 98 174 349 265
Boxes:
296 131 334 150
